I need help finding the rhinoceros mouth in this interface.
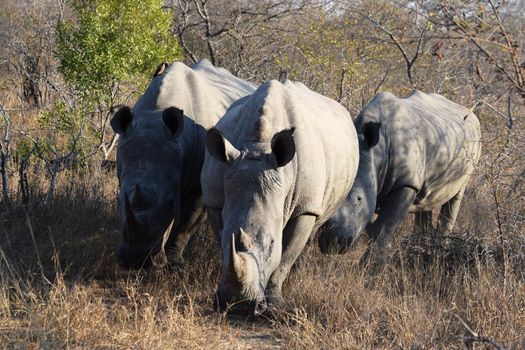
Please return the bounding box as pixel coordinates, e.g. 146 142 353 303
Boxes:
318 230 355 255
118 219 175 269
214 290 267 317
117 244 155 269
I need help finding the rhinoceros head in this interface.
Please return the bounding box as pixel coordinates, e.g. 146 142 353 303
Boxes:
111 105 185 268
206 127 296 315
318 121 382 254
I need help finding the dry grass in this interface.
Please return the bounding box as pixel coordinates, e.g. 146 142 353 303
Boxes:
0 168 524 349
278 242 525 349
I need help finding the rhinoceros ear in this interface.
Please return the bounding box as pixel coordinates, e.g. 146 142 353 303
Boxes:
110 106 134 135
362 122 381 149
152 62 169 78
162 107 184 138
271 127 295 167
206 128 240 164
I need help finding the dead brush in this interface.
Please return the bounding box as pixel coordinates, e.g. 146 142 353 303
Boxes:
395 232 494 271
0 157 523 348
394 231 525 280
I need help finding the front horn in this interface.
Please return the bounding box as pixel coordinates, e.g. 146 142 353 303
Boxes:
152 219 175 268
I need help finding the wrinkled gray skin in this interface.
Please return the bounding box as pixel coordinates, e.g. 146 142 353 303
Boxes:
318 90 481 258
201 80 359 314
111 60 256 269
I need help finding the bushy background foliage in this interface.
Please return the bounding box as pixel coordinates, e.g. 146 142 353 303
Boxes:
56 0 181 105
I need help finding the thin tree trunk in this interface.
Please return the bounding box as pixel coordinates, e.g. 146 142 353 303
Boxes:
19 159 30 204
1 152 8 208
46 166 58 206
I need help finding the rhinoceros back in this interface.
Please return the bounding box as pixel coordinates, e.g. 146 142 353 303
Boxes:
133 59 256 129
205 80 359 226
356 90 481 210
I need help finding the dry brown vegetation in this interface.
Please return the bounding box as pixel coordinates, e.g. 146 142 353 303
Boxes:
0 169 524 349
1 0 525 349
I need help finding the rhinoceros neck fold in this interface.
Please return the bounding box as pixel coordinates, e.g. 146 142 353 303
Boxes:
373 140 389 197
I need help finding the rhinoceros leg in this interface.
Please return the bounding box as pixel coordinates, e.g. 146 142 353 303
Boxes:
437 185 466 233
413 210 434 233
206 207 223 236
266 214 317 306
167 198 207 265
361 187 417 266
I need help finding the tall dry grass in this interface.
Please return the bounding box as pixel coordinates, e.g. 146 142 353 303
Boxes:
0 166 524 349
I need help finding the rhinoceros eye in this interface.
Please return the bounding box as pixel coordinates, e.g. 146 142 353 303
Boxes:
267 239 275 258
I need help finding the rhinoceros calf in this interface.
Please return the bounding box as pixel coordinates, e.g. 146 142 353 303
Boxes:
318 90 481 259
201 80 359 314
111 60 256 268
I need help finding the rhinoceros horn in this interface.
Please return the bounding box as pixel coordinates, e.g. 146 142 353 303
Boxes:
130 184 146 208
152 219 175 268
239 227 254 251
230 234 245 280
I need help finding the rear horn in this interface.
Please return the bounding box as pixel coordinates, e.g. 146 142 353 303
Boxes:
130 184 146 208
230 234 245 279
124 193 139 232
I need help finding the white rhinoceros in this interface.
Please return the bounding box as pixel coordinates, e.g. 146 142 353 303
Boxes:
318 90 481 260
201 80 359 314
110 60 256 268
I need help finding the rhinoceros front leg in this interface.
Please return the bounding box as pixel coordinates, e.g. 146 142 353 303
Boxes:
266 214 316 307
362 187 418 266
206 207 223 236
436 184 466 233
170 199 207 265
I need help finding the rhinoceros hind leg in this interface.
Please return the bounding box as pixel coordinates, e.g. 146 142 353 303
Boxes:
414 210 434 233
266 214 316 307
437 185 466 233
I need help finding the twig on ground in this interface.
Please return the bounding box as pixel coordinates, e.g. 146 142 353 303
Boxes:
454 314 506 350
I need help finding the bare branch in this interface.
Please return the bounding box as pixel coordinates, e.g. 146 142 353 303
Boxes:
192 0 217 65
0 105 11 207
487 0 524 89
351 9 427 89
440 3 525 101
373 65 391 94
473 98 513 130
174 0 198 63
506 88 514 130
336 67 346 103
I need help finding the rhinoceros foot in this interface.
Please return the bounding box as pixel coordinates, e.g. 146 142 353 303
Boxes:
151 250 168 268
214 286 267 318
